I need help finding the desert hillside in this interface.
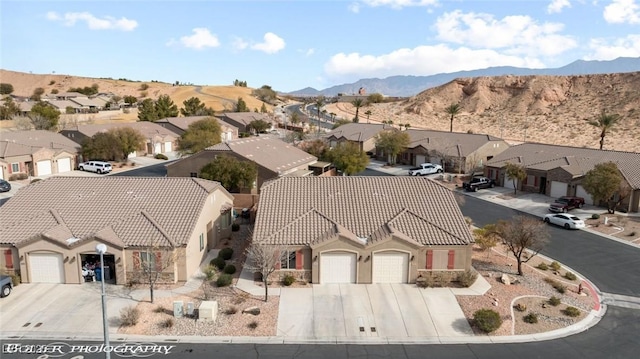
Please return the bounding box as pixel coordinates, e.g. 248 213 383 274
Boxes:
0 69 271 113
327 72 640 152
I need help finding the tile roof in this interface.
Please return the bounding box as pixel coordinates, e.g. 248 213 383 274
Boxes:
204 137 317 174
0 177 232 248
45 99 83 110
0 130 81 157
325 123 392 142
486 143 640 189
218 112 274 126
253 176 474 247
70 122 179 141
158 116 238 132
69 97 104 107
406 129 504 157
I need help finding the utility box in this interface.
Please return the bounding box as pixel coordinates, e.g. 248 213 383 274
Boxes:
199 301 218 321
173 301 184 318
186 302 194 316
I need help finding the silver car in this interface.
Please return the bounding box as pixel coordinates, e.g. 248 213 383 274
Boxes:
543 213 585 230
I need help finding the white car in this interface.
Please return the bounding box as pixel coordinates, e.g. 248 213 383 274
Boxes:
408 163 443 176
543 213 585 230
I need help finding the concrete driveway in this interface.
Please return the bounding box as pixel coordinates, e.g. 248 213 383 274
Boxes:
277 284 472 339
0 282 138 338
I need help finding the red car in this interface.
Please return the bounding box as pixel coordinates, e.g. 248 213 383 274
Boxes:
549 196 585 213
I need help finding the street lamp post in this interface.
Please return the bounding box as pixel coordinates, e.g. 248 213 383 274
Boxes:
96 244 110 359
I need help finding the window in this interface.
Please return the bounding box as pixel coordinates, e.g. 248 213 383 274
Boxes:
190 172 197 177
199 233 204 251
11 163 19 173
280 250 296 269
527 175 536 186
140 252 156 269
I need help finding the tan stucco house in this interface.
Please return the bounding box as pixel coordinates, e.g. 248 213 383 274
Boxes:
485 143 640 213
324 123 392 153
0 177 234 285
157 116 239 143
252 176 474 284
0 130 81 180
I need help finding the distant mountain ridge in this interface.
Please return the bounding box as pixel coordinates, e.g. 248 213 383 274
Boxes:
289 57 640 97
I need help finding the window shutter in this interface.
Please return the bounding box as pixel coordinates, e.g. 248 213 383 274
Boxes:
447 250 455 270
4 249 13 269
426 250 433 269
155 252 163 272
534 176 538 186
133 251 140 270
295 249 304 270
275 252 281 269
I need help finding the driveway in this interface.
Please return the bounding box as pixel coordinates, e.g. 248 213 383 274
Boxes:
277 284 472 339
0 282 138 338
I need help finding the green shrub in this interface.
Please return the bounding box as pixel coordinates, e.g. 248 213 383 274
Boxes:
219 248 234 260
457 270 478 287
563 306 581 317
564 271 577 280
550 261 561 271
549 296 561 306
211 257 225 270
224 306 238 315
232 223 240 232
544 277 566 293
523 313 538 324
248 320 259 329
139 83 149 91
433 272 449 287
154 153 168 160
159 318 174 328
223 264 236 275
591 213 600 219
9 173 28 181
536 263 548 270
473 309 502 333
120 306 140 326
216 273 233 287
204 265 216 280
282 274 295 286
153 306 165 313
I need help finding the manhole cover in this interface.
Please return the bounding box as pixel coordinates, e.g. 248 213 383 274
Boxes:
359 327 365 332
371 327 377 332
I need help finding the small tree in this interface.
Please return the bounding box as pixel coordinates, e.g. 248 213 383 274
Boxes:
29 102 60 131
588 112 620 150
155 94 179 119
364 110 372 123
137 98 159 122
176 117 222 156
351 98 364 122
473 224 499 256
325 142 369 175
299 139 329 159
0 97 21 120
248 119 271 134
108 127 146 160
123 95 138 107
81 132 120 161
504 162 527 195
244 240 288 302
445 103 461 132
581 162 630 213
180 97 214 117
367 93 384 104
492 216 549 276
199 155 257 192
31 87 45 101
234 97 250 112
375 129 410 165
0 83 14 95
132 244 179 303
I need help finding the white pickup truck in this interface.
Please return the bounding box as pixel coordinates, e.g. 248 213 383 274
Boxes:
408 163 443 176
78 161 112 174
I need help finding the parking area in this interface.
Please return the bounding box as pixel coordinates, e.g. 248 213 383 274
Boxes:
277 284 473 339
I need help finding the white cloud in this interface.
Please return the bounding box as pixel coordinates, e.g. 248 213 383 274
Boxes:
434 10 577 57
232 37 249 51
585 34 640 59
176 28 220 50
547 0 572 13
46 11 137 31
324 45 544 81
301 48 315 56
250 32 285 54
603 0 640 24
349 0 437 12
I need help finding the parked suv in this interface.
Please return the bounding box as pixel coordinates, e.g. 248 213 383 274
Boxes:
549 196 585 213
462 176 496 192
78 161 112 174
0 275 12 298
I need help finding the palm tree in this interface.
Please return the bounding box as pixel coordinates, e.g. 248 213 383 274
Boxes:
588 112 621 150
329 112 336 123
351 98 364 123
445 103 461 132
364 110 372 123
314 97 325 137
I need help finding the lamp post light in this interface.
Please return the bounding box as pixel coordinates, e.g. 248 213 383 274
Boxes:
96 244 110 359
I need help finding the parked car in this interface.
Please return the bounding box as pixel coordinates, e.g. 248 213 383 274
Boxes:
549 196 585 213
0 275 12 297
408 163 443 176
0 179 11 193
462 176 496 192
543 213 585 229
78 161 112 174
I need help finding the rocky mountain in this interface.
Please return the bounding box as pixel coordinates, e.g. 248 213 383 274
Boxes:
291 57 640 97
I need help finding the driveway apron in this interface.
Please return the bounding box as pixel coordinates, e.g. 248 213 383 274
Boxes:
312 284 346 337
419 288 474 336
387 284 438 337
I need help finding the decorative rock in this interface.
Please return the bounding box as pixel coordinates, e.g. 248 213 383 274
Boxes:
243 306 261 315
501 273 511 285
493 300 499 306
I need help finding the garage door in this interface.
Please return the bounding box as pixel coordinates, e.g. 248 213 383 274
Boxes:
36 160 52 176
416 155 426 166
154 143 162 154
550 181 568 199
372 252 409 283
58 158 71 173
29 253 64 283
504 176 518 190
576 185 594 205
320 252 356 284
0 166 4 180
164 141 172 152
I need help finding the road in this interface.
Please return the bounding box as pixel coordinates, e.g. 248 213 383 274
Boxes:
108 161 173 177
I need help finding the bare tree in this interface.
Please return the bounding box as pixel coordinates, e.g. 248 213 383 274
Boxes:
131 244 180 303
244 240 287 302
473 223 499 257
491 216 549 276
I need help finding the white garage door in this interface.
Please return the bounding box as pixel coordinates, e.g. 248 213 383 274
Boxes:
550 181 568 199
504 176 518 190
372 252 409 283
0 166 4 180
576 185 594 205
164 141 172 152
36 160 52 176
416 155 426 166
58 158 71 173
29 253 64 283
154 143 162 154
320 252 356 284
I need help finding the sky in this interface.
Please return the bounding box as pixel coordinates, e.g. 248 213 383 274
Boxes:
1 0 639 92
